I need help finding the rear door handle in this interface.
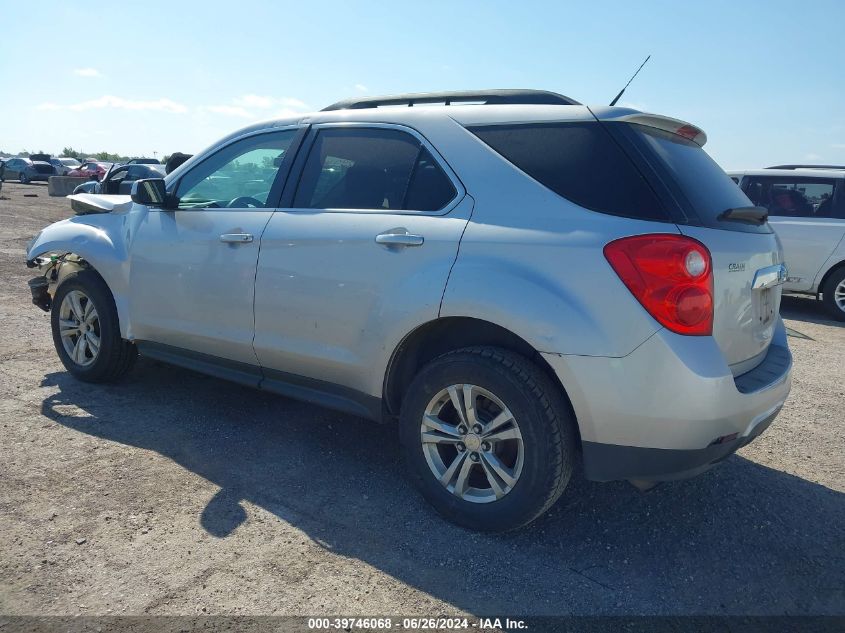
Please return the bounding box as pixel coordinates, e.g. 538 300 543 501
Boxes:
219 233 254 244
375 230 424 247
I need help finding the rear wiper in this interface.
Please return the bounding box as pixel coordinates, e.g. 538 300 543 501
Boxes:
717 206 769 224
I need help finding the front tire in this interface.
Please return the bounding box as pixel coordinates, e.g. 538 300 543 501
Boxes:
19 172 29 184
51 269 137 382
821 267 845 322
399 346 576 532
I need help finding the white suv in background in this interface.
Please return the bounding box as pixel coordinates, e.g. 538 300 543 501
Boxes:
729 166 845 320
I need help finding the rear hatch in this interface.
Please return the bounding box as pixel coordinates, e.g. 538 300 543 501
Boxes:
29 153 55 174
32 163 55 175
602 112 785 374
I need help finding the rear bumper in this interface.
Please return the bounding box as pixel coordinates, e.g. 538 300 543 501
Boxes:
580 404 780 481
543 318 792 482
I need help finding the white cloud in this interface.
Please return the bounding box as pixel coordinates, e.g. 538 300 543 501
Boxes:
37 95 188 113
804 153 822 160
274 108 309 119
73 67 102 78
354 84 368 93
37 93 308 121
232 94 308 110
202 95 310 120
233 94 275 109
831 143 845 149
203 105 254 118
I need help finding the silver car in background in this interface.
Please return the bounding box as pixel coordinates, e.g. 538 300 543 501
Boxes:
51 157 82 176
25 90 792 531
729 166 845 320
3 156 56 183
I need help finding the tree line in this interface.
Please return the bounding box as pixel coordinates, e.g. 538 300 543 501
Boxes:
1 148 171 163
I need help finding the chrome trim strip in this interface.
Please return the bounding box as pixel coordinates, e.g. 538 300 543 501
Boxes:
752 263 788 290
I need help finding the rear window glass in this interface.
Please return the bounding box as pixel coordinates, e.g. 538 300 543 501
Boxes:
631 124 752 223
468 122 667 221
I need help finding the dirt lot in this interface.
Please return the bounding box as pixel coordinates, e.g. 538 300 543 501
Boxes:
0 182 843 618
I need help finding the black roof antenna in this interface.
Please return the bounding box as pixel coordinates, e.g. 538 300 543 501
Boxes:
609 55 651 106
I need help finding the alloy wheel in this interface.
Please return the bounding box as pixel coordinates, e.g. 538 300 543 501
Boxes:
421 384 524 504
835 278 845 313
58 290 101 367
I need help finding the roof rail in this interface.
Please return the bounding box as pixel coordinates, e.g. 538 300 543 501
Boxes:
766 164 845 170
321 89 580 112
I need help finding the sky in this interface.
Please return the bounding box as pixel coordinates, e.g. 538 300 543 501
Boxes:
1 0 843 169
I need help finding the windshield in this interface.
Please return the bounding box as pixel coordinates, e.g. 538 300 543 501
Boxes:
628 124 769 233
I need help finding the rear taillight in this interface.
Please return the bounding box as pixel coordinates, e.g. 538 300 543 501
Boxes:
604 234 713 336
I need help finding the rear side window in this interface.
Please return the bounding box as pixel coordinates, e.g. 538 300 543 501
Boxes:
468 122 667 221
743 177 843 219
293 127 456 211
405 147 457 211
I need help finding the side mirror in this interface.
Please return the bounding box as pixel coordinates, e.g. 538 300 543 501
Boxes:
131 178 171 208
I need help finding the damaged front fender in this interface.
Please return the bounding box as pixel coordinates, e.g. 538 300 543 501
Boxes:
26 199 142 338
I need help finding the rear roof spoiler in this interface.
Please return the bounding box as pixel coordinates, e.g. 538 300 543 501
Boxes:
618 113 707 146
591 108 707 146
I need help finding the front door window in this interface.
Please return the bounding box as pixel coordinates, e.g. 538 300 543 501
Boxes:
175 130 297 209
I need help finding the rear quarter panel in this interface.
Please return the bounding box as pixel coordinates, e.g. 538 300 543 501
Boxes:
814 230 845 291
435 121 671 358
769 216 845 292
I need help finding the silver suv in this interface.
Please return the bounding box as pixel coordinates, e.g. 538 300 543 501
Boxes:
728 166 845 320
26 90 792 531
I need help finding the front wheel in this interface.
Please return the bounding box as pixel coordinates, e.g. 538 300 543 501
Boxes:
399 346 576 532
19 172 29 184
821 267 845 321
51 269 137 382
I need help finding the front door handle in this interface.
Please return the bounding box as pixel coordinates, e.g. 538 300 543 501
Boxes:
375 230 424 247
219 233 254 244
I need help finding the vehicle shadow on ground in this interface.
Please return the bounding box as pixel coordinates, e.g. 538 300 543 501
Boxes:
40 362 845 615
781 295 843 328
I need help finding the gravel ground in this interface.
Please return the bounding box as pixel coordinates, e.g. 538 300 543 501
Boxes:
0 182 843 618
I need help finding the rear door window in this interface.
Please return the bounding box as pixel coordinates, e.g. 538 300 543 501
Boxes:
743 177 842 219
468 122 667 221
293 127 457 211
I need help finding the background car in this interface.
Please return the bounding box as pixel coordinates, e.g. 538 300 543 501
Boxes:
68 161 112 181
729 165 845 320
72 163 166 194
2 157 56 183
51 157 81 175
125 158 160 165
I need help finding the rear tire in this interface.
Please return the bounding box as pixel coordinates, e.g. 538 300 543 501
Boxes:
821 267 845 321
51 269 137 382
399 346 576 532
